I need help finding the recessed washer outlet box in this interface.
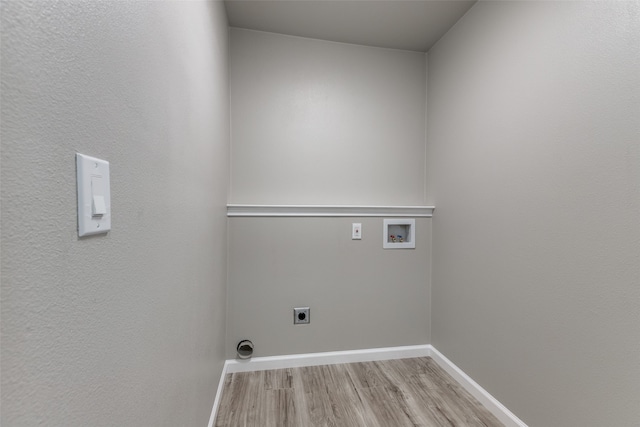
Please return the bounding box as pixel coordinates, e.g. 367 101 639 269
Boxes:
293 307 310 324
383 218 416 249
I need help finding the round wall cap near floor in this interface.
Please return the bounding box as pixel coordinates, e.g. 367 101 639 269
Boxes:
237 340 254 359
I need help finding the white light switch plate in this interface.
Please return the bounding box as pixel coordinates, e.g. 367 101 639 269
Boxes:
77 153 111 237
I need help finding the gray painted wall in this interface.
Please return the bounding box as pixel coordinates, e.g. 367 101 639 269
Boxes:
227 29 431 358
227 217 430 358
1 1 229 425
427 2 640 426
230 28 428 205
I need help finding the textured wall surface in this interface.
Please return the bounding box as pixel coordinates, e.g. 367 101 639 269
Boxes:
229 28 427 205
427 2 640 426
227 217 431 358
1 1 229 425
227 29 430 358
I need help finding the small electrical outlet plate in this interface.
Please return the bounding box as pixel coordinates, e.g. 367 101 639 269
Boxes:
293 307 310 324
352 223 362 240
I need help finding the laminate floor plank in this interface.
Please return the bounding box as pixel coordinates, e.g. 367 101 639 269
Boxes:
264 367 294 390
215 357 504 427
345 361 395 390
295 367 337 427
355 385 424 427
262 388 298 427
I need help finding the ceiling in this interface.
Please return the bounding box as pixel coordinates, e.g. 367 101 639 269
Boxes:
224 0 476 52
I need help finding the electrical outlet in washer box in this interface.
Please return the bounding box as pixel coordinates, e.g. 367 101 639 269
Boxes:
293 307 310 324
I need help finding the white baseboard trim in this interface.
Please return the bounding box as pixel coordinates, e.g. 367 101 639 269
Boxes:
207 344 527 427
428 346 528 427
225 344 431 373
207 359 230 427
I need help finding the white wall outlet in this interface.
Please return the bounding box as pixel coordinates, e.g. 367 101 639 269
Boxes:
352 223 362 240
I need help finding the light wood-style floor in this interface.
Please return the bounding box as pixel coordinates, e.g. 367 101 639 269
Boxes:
215 357 503 426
